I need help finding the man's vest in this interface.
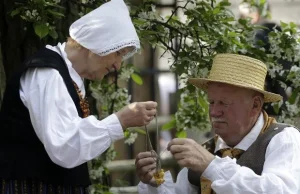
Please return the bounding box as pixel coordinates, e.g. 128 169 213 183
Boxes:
188 122 291 193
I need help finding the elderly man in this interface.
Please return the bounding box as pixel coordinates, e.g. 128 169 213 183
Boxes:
0 0 156 193
135 54 300 194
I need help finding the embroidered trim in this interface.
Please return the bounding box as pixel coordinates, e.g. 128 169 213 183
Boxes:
96 39 140 60
73 81 90 118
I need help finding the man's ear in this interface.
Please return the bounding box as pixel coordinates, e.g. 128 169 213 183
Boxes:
252 95 263 114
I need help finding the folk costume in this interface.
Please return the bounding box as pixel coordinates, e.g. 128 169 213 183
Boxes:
138 54 300 194
0 0 140 193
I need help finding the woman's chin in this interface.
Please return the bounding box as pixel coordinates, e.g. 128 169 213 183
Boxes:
94 74 105 81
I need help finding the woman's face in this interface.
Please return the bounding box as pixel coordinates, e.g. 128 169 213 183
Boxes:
83 47 133 80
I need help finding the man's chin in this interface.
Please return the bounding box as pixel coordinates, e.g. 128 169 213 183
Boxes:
212 122 226 129
213 127 227 136
214 128 222 134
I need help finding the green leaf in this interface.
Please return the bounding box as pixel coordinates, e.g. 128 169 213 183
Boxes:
268 31 277 37
133 19 147 25
34 24 49 39
219 1 231 7
47 9 65 17
272 103 280 115
45 2 66 9
131 73 143 85
280 21 288 29
288 88 300 104
124 130 130 138
238 18 247 26
291 28 297 34
125 63 134 68
232 39 243 47
290 22 297 29
213 7 220 15
198 95 208 113
228 31 237 37
11 9 20 17
49 29 58 39
132 128 146 135
176 130 187 138
162 118 176 130
166 15 180 22
20 15 27 20
131 65 140 73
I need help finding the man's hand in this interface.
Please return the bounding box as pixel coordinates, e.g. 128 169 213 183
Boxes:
116 101 157 129
167 138 215 174
135 151 158 187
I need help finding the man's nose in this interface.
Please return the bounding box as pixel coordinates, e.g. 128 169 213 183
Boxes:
209 104 223 117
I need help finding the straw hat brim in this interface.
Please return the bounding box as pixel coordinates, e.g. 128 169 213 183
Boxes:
188 78 283 103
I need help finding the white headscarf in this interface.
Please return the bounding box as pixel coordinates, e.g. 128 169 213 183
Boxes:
69 0 140 60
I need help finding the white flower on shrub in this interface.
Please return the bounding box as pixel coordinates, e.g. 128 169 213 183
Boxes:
138 12 148 19
286 101 300 117
25 9 38 20
288 66 300 88
89 167 104 180
291 65 300 72
125 133 138 145
119 67 134 81
267 62 282 79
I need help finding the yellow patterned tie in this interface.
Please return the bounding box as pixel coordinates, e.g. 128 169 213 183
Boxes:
219 148 244 159
200 110 276 194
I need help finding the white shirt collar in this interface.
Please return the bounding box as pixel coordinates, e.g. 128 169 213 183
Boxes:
214 112 264 153
45 43 86 97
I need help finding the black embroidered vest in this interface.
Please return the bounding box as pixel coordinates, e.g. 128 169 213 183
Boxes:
0 48 90 187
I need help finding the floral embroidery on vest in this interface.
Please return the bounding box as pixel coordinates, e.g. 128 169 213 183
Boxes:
73 81 90 118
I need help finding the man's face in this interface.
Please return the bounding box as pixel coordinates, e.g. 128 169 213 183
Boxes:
207 82 255 146
239 3 260 24
84 47 133 80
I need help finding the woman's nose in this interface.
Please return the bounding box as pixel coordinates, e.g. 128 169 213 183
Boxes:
114 61 122 71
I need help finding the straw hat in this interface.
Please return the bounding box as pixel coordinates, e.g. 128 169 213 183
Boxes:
188 53 282 103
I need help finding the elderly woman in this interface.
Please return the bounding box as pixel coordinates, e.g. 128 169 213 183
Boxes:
0 0 157 193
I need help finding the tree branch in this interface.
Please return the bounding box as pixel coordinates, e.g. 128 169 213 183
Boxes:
155 34 177 56
166 0 191 23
